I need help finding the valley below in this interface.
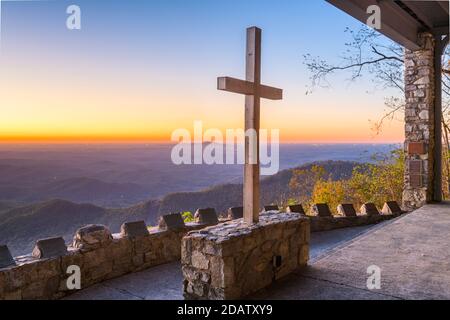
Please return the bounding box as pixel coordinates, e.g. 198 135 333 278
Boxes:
0 143 397 256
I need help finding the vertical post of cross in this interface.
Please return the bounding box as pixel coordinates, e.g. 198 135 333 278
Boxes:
244 27 262 224
217 26 282 224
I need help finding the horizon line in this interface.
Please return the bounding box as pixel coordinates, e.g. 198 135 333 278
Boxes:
0 140 403 145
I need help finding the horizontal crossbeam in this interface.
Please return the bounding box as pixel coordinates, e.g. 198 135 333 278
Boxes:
217 77 283 100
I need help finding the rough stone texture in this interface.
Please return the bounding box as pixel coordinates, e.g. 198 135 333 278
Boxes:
182 212 310 300
66 209 409 301
382 201 403 214
228 207 243 220
0 245 16 269
67 224 380 300
32 237 68 259
403 32 436 210
0 205 406 300
0 223 205 300
195 208 219 225
30 204 450 300
337 204 357 217
360 203 380 216
120 221 149 238
73 225 112 251
264 205 279 212
287 204 305 214
308 214 400 232
158 213 185 231
309 204 333 217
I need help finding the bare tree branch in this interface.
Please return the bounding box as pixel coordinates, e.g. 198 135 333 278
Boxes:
303 25 449 136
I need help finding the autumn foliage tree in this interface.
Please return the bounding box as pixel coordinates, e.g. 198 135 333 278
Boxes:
288 165 326 208
346 149 404 208
311 179 348 214
288 149 404 213
304 26 450 198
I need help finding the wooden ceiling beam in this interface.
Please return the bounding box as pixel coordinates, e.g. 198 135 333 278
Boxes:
326 0 421 50
437 1 449 15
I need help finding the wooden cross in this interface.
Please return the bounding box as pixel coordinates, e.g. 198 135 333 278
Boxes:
217 26 283 224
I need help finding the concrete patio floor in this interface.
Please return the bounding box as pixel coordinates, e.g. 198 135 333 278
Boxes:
67 203 450 300
255 203 450 300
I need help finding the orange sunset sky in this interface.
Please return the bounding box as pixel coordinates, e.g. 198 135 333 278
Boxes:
0 0 404 144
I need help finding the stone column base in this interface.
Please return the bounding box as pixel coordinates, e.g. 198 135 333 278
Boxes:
181 212 310 300
403 188 427 210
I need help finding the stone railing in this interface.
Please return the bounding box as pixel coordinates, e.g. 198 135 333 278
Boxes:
0 201 405 300
0 219 208 300
249 201 405 232
303 201 405 232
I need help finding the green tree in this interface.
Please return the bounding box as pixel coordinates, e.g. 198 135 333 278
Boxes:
182 211 195 223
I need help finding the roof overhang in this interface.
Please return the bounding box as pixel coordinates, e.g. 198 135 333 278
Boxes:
326 0 449 50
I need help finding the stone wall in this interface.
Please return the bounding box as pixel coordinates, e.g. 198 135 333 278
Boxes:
299 202 404 232
0 202 405 300
403 32 436 210
181 212 310 300
0 223 204 300
309 214 401 232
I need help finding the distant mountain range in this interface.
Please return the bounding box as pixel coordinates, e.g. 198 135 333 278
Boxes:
0 143 396 209
0 177 149 207
0 160 357 256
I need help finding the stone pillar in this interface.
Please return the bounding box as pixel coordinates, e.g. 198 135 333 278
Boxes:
182 213 310 300
403 33 436 210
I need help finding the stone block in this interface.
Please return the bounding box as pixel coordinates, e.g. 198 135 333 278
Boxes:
0 213 203 299
22 275 60 300
337 204 357 217
228 207 243 220
133 234 154 254
182 212 309 300
61 250 84 273
309 203 333 217
84 263 113 283
382 201 403 215
195 208 219 225
264 205 279 212
360 203 380 216
286 204 305 214
0 245 16 269
72 224 112 251
83 247 108 269
302 224 311 243
34 258 61 280
32 237 68 259
410 174 423 188
191 251 210 270
409 160 423 174
120 221 149 238
158 213 185 231
298 244 309 266
2 290 22 300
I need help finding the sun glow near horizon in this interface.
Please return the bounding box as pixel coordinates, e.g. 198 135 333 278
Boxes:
0 0 404 145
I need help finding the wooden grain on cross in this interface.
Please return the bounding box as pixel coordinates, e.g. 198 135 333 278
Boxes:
217 26 283 224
